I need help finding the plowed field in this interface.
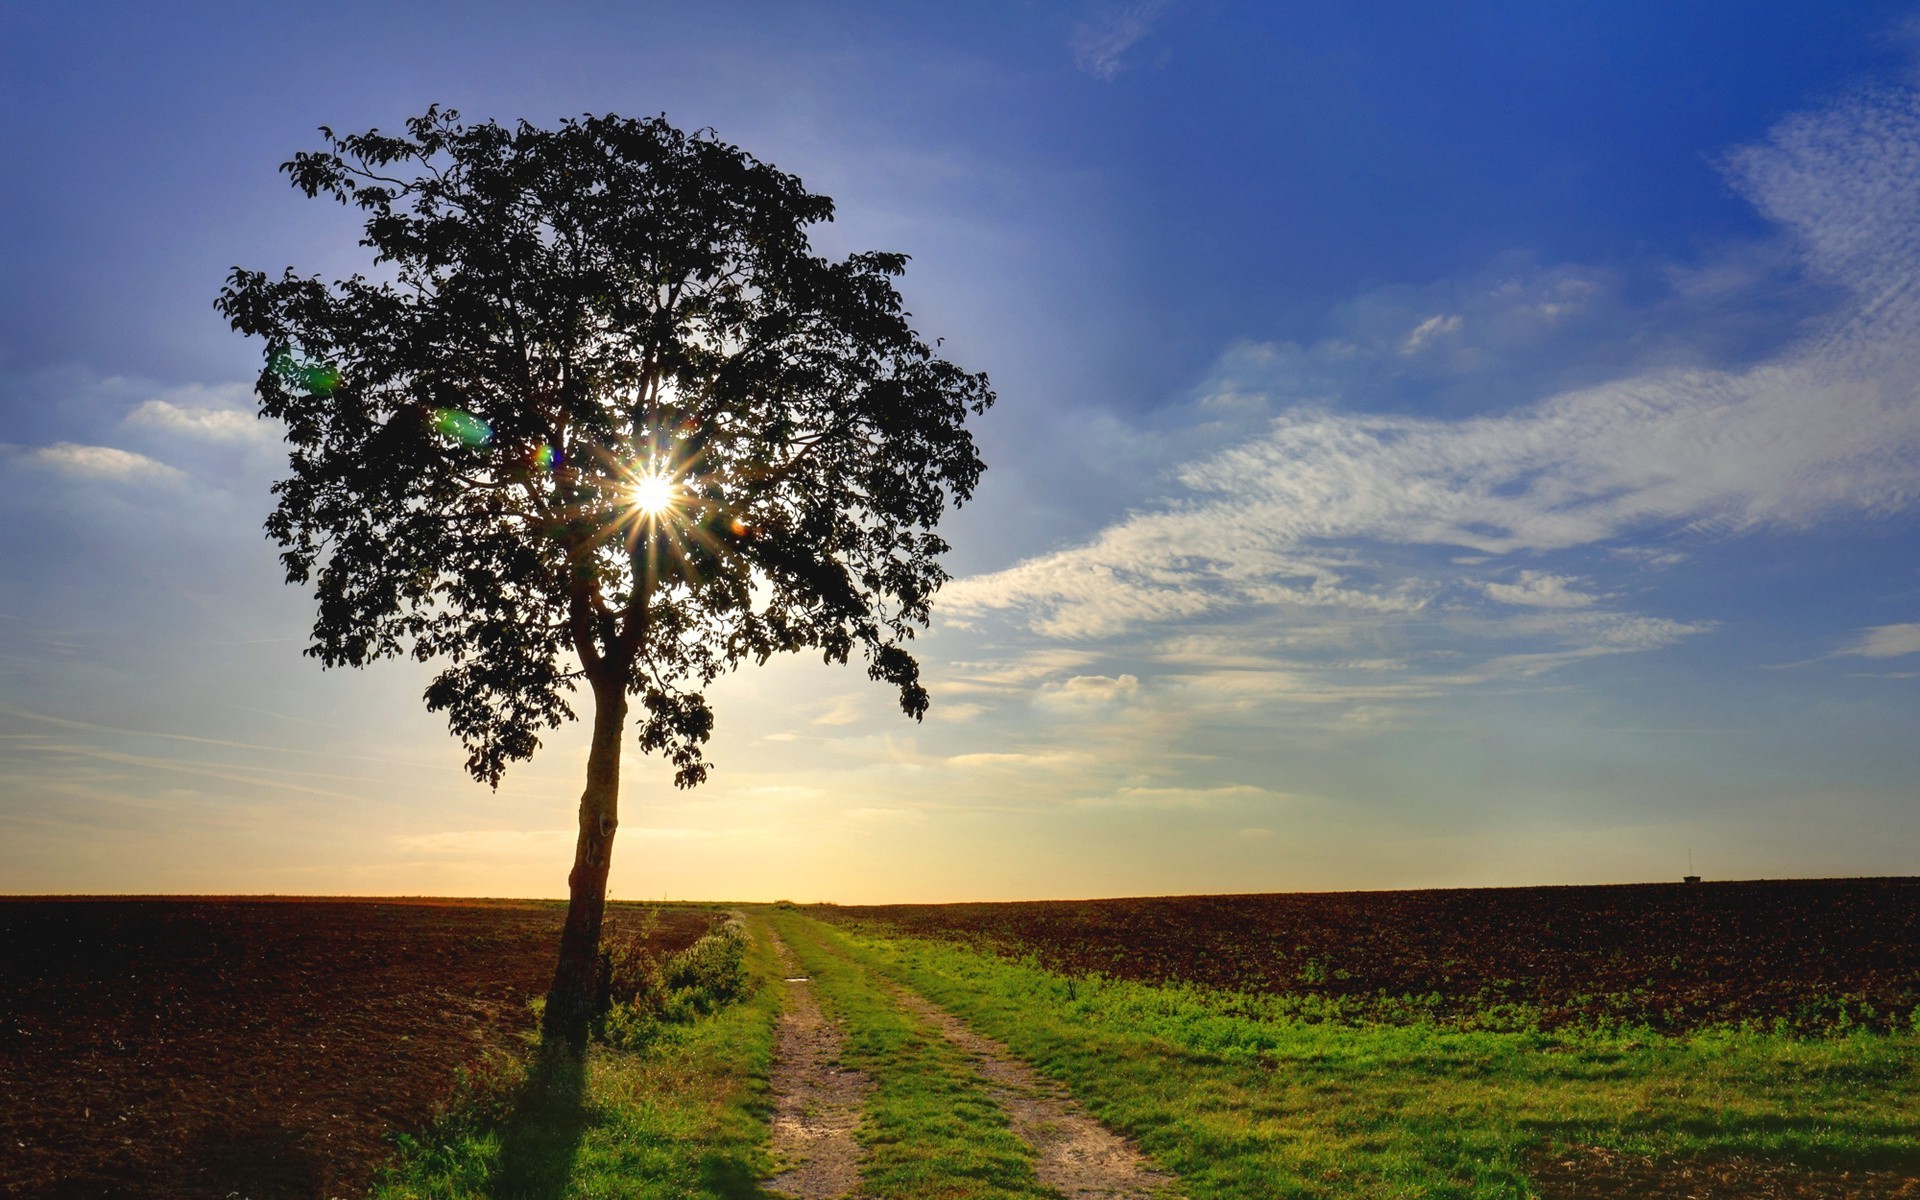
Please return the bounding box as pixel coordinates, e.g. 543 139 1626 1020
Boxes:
0 898 714 1200
823 877 1920 1031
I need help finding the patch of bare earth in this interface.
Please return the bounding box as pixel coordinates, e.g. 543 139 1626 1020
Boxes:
1531 1145 1920 1199
764 931 871 1200
889 987 1178 1199
0 898 716 1200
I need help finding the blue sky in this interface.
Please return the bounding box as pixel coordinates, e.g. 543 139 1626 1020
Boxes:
3 1 1918 900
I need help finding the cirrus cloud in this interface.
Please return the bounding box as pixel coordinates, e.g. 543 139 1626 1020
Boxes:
946 90 1920 660
1836 623 1920 659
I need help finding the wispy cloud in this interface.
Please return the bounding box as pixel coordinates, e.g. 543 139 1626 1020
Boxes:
1835 622 1920 658
1071 1 1171 80
948 91 1920 664
1481 571 1598 608
1035 672 1140 709
810 694 871 726
125 397 275 441
1401 312 1463 354
24 442 183 481
1070 782 1290 810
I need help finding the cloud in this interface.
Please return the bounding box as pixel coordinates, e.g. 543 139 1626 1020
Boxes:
25 442 184 481
1071 1 1170 80
1401 313 1463 354
1475 613 1710 678
948 535 1425 640
810 695 870 726
1038 672 1140 707
937 651 1101 692
125 397 274 441
1836 622 1920 658
948 91 1920 652
944 748 1097 773
1481 571 1598 608
1070 783 1292 810
927 700 987 723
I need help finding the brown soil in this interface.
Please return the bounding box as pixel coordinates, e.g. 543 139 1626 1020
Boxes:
888 986 1178 1199
823 877 1920 1032
1531 1144 1920 1199
762 930 870 1200
0 897 714 1200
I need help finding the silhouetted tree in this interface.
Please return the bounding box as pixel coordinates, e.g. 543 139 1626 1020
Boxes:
217 108 991 1050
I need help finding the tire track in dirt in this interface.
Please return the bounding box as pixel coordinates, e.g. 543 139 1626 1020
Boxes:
887 984 1179 1200
763 927 871 1200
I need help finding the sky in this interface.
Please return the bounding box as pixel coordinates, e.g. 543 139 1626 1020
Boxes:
3 1 1918 902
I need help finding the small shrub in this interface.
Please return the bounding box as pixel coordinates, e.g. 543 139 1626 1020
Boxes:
596 908 663 1013
661 921 750 1015
593 916 751 1051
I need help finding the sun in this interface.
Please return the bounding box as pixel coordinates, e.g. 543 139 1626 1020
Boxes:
629 470 677 518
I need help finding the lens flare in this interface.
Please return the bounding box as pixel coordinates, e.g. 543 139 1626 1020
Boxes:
534 443 564 471
271 351 341 397
431 408 492 448
629 471 676 517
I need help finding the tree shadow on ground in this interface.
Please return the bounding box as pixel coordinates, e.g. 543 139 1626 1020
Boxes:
488 1046 590 1200
699 1148 769 1199
1529 1143 1920 1199
187 1121 328 1200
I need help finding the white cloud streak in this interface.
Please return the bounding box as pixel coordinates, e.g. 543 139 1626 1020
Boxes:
1837 622 1920 658
948 91 1920 653
1071 1 1171 80
125 398 275 441
1481 571 1598 608
1401 312 1463 353
26 442 184 481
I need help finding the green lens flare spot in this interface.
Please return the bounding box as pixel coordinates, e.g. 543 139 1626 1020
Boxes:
271 351 342 397
431 408 493 448
300 366 342 397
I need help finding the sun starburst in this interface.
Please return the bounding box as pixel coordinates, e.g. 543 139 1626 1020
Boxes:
629 470 677 517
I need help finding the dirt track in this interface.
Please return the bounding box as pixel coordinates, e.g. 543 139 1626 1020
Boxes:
763 931 870 1200
888 985 1175 1199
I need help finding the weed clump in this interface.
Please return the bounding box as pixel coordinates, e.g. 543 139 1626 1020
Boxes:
594 915 752 1050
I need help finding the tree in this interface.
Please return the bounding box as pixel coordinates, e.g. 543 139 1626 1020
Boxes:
216 107 992 1050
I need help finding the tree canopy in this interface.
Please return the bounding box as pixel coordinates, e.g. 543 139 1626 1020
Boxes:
217 107 993 790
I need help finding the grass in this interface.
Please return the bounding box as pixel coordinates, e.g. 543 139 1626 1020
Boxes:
369 914 779 1200
363 905 1919 1199
794 912 1920 1200
767 909 1059 1199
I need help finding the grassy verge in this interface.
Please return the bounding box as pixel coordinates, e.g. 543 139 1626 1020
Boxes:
369 914 779 1200
796 913 1920 1200
767 909 1058 1200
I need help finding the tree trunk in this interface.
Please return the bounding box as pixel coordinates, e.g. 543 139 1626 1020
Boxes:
541 674 628 1053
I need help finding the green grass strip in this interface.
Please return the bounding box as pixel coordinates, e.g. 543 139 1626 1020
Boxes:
767 909 1061 1200
370 915 781 1200
795 912 1920 1200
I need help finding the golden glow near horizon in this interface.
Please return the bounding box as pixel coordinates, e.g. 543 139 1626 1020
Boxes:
628 470 677 518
